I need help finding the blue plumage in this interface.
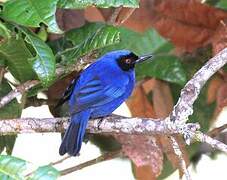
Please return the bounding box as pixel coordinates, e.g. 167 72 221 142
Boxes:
59 50 152 156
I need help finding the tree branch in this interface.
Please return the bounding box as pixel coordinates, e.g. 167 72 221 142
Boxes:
0 80 39 108
170 136 191 180
0 115 180 135
60 150 121 176
171 48 227 124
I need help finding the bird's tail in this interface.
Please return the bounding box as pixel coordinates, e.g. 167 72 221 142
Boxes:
59 110 90 156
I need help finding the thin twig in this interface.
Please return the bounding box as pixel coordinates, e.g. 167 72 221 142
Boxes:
0 80 39 108
195 132 227 153
60 150 121 176
208 124 227 137
0 67 5 84
170 136 192 180
49 155 71 166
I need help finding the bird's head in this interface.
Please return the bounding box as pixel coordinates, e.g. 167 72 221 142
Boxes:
103 50 153 71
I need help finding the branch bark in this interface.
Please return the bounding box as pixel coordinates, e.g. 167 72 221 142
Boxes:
171 48 227 124
0 80 39 108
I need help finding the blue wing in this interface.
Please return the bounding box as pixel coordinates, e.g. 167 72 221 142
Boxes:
69 76 128 114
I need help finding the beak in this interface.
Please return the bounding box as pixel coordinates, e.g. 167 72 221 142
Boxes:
135 54 153 64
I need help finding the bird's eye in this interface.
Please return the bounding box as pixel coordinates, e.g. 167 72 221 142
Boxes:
125 59 131 64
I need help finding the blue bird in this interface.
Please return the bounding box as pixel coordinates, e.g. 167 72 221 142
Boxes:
58 50 152 156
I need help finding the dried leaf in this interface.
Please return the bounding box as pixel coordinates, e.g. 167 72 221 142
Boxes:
151 15 213 52
85 0 227 51
155 0 227 30
49 9 85 40
207 75 224 104
133 165 156 180
115 84 163 178
211 20 227 55
216 83 227 112
152 80 189 177
118 135 163 177
47 71 80 116
126 85 156 117
152 80 173 118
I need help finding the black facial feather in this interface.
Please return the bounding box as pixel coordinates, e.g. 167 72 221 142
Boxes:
117 52 138 71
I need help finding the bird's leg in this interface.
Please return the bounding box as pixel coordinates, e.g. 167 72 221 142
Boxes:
97 116 107 130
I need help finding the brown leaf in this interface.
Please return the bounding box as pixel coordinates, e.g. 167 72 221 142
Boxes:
49 9 85 40
133 165 156 180
211 20 227 55
152 80 173 118
126 84 156 118
151 14 213 52
216 83 227 112
84 7 106 22
152 80 189 177
155 0 227 30
207 75 224 104
85 0 227 52
141 78 156 94
114 84 163 178
118 135 163 177
47 71 80 116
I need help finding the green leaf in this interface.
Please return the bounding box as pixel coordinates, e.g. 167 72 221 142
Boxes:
216 0 227 9
60 23 120 65
20 27 56 86
0 21 11 40
0 36 37 82
0 155 27 179
66 23 102 45
103 27 174 55
0 155 59 180
58 0 139 9
0 81 22 119
28 165 59 180
2 0 62 34
136 55 187 86
0 135 17 155
0 81 21 155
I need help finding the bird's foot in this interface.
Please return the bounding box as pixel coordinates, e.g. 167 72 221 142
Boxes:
97 116 106 130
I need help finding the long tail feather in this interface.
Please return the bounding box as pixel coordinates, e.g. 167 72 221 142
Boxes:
59 110 90 156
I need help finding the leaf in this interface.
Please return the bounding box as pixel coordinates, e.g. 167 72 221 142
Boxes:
0 21 11 40
0 155 27 179
28 165 59 180
0 36 37 82
0 135 17 155
104 28 173 55
58 0 139 9
66 23 102 45
207 75 224 104
121 85 163 178
136 55 187 86
0 155 59 180
20 27 56 86
2 0 62 34
216 0 227 9
60 23 120 65
0 81 22 155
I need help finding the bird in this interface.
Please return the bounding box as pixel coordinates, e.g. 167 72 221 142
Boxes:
58 50 153 156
